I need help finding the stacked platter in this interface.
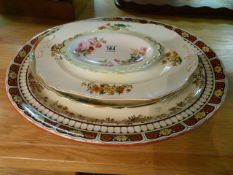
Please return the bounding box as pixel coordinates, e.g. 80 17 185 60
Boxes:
6 17 227 145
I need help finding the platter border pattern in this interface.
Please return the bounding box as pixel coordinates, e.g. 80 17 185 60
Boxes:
6 17 227 145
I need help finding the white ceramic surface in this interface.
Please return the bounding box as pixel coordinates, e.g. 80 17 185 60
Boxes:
6 17 227 145
28 63 204 122
32 19 198 105
61 31 162 73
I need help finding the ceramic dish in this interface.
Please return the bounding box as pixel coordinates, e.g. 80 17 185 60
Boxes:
27 62 204 122
6 17 227 144
30 18 198 105
58 30 163 73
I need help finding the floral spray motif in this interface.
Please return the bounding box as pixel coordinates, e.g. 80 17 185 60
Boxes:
75 37 107 56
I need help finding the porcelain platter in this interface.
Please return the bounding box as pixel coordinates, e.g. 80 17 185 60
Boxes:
6 17 227 144
31 19 198 105
28 62 204 122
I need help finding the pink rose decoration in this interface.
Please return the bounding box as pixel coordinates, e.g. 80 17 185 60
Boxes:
88 37 98 45
95 43 102 48
139 47 147 55
74 37 107 56
76 41 90 52
88 46 94 53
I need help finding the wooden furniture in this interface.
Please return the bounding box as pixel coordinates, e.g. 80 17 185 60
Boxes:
115 0 233 19
0 0 88 20
0 0 232 174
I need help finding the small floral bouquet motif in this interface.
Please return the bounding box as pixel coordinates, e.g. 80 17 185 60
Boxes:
81 82 133 95
162 51 182 66
98 23 130 31
51 43 64 57
114 47 147 65
75 37 107 56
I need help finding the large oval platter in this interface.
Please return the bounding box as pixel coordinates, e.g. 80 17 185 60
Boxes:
6 17 227 145
31 18 198 105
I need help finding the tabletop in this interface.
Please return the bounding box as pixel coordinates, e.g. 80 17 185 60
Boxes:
0 1 233 174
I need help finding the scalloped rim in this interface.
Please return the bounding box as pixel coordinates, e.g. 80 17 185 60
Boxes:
5 17 227 145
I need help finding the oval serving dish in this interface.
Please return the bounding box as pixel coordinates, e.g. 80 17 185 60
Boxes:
30 18 198 106
6 17 227 145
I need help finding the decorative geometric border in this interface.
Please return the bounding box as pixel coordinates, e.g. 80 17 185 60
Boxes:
6 17 227 145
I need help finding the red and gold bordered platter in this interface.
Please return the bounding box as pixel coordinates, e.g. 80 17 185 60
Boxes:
6 17 227 145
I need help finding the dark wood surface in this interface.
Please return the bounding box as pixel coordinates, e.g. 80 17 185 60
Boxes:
0 0 75 20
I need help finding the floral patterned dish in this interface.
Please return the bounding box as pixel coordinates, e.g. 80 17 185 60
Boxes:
6 17 226 145
27 61 205 121
33 19 198 85
54 30 162 73
29 18 198 105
